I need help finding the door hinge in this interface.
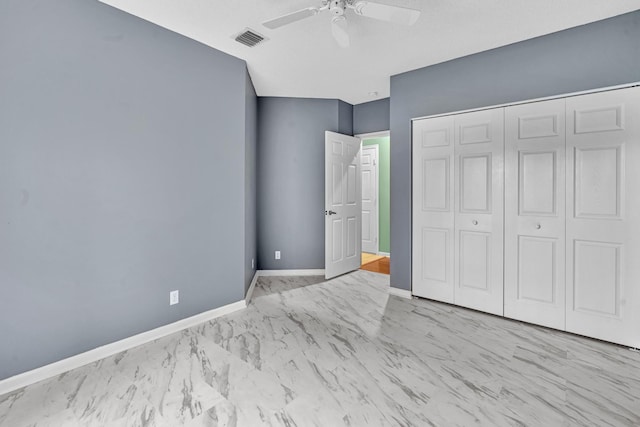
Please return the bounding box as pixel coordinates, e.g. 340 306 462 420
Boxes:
373 159 377 166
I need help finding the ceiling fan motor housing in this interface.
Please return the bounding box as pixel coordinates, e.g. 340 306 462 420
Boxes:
330 0 345 16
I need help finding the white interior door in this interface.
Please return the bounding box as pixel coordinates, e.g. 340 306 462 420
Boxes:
504 99 566 329
565 86 640 348
325 131 362 279
412 116 455 303
453 108 504 316
361 145 378 254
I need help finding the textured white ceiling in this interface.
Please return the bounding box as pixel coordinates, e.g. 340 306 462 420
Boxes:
99 0 640 104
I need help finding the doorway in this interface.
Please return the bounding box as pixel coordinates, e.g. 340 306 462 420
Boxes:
358 131 390 274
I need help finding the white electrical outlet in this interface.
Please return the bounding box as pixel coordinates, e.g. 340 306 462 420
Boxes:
169 290 179 306
275 250 281 260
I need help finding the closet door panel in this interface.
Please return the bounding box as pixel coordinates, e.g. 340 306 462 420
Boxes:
504 99 566 329
517 236 557 303
412 116 455 302
454 109 504 316
566 86 640 348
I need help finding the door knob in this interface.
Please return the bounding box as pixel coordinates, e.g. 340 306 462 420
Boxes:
472 220 478 225
536 223 542 229
326 210 337 215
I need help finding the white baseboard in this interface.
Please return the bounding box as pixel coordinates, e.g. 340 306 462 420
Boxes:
377 251 391 257
258 269 325 276
245 271 260 304
0 300 246 397
389 287 412 299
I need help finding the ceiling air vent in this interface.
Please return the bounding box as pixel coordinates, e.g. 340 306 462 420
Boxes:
234 28 267 47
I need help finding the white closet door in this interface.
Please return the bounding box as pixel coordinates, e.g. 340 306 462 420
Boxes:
504 99 566 329
453 109 504 315
566 86 640 348
412 116 455 303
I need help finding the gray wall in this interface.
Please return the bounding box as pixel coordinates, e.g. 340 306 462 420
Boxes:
353 98 390 135
245 75 258 293
257 98 352 270
389 10 640 290
338 101 354 136
0 0 252 380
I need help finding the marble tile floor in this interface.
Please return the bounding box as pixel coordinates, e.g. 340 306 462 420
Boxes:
1 270 639 426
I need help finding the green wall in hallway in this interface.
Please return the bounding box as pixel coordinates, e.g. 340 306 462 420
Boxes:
363 136 390 254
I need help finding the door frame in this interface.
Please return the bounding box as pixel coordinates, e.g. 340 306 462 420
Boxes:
356 130 390 256
361 144 379 254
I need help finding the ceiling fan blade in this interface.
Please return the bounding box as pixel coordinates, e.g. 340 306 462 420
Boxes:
263 7 319 30
352 1 420 25
331 16 350 48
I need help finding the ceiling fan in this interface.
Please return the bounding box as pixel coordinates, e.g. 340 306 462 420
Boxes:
262 0 421 48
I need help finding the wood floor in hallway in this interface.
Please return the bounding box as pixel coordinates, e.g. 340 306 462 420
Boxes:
361 252 390 275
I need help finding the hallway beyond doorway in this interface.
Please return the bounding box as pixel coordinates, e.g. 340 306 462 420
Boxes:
361 252 390 275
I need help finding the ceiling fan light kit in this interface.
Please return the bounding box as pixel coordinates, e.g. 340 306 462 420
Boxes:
330 0 346 16
262 0 422 47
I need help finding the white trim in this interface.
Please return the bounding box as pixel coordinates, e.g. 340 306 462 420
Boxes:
411 82 640 122
0 300 246 396
355 130 390 139
258 269 325 276
245 271 260 304
389 287 412 299
377 251 391 257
